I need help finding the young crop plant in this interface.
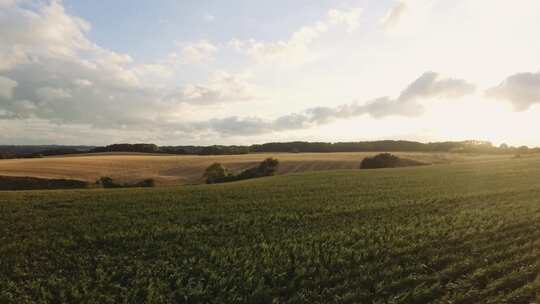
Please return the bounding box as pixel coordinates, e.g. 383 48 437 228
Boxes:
1 157 540 303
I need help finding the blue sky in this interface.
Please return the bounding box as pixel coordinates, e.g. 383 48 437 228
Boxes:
63 0 392 61
1 0 540 146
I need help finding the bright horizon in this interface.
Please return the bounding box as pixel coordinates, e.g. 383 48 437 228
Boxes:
1 0 540 147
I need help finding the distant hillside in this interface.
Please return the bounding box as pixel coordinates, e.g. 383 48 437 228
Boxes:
1 140 537 158
75 140 540 155
0 145 95 159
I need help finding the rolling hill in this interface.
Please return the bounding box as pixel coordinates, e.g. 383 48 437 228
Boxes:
0 152 512 185
1 156 540 302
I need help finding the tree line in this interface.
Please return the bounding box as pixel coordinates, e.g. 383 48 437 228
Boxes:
86 140 540 155
1 140 538 159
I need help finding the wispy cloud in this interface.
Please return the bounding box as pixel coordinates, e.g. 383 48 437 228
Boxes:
171 71 260 105
380 1 407 30
168 40 218 65
178 72 476 136
230 8 361 65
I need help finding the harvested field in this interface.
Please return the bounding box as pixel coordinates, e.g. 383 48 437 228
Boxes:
0 152 514 185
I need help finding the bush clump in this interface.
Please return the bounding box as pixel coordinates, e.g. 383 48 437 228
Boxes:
236 158 279 180
97 177 155 188
204 163 234 184
204 158 279 184
360 153 427 169
0 176 89 191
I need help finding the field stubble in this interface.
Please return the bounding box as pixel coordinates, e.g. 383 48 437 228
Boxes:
0 152 514 185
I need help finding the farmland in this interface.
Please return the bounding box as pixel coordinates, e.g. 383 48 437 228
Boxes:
0 152 511 186
2 155 540 303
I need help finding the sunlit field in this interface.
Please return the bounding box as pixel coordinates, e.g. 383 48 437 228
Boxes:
2 156 540 303
0 152 511 185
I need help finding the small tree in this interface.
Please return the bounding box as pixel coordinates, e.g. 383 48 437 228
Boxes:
98 176 118 188
134 178 155 187
237 158 280 180
204 163 231 184
360 153 425 169
360 153 400 169
257 158 279 176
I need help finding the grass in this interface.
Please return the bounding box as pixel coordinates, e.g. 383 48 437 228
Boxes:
1 155 540 303
0 152 512 186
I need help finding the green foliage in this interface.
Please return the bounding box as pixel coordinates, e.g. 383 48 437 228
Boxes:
236 158 279 180
203 163 233 184
204 158 279 184
0 176 88 191
2 157 540 303
360 153 427 169
92 143 160 153
135 178 155 188
98 176 117 188
98 177 155 188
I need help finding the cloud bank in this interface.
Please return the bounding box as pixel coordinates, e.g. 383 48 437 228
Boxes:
1 0 538 146
186 72 476 136
0 0 476 141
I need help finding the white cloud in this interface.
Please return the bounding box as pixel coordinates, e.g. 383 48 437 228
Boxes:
167 40 218 65
132 64 174 81
0 0 19 8
2 0 540 146
0 0 93 59
487 71 540 111
0 1 181 129
328 8 362 32
398 71 476 102
35 86 72 101
174 71 259 105
0 76 17 99
73 78 93 88
380 1 407 30
179 71 476 136
230 7 361 64
203 13 215 22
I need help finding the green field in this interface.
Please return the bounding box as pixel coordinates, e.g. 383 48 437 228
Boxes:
1 156 540 303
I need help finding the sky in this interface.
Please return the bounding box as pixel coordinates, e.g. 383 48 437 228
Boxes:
1 0 540 146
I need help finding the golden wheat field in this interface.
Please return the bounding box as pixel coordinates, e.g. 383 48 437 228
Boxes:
0 152 516 186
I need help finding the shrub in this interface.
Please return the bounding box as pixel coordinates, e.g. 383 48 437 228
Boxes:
98 176 119 188
98 177 156 188
134 179 156 188
0 176 89 191
204 163 233 184
203 158 280 184
237 158 279 180
360 153 426 169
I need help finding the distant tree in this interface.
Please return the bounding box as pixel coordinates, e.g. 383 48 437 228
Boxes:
98 176 155 188
237 158 279 180
134 179 155 188
360 153 401 169
204 163 232 184
257 158 280 176
199 146 223 155
98 176 118 188
92 143 159 153
204 158 280 184
499 143 509 149
360 153 426 169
